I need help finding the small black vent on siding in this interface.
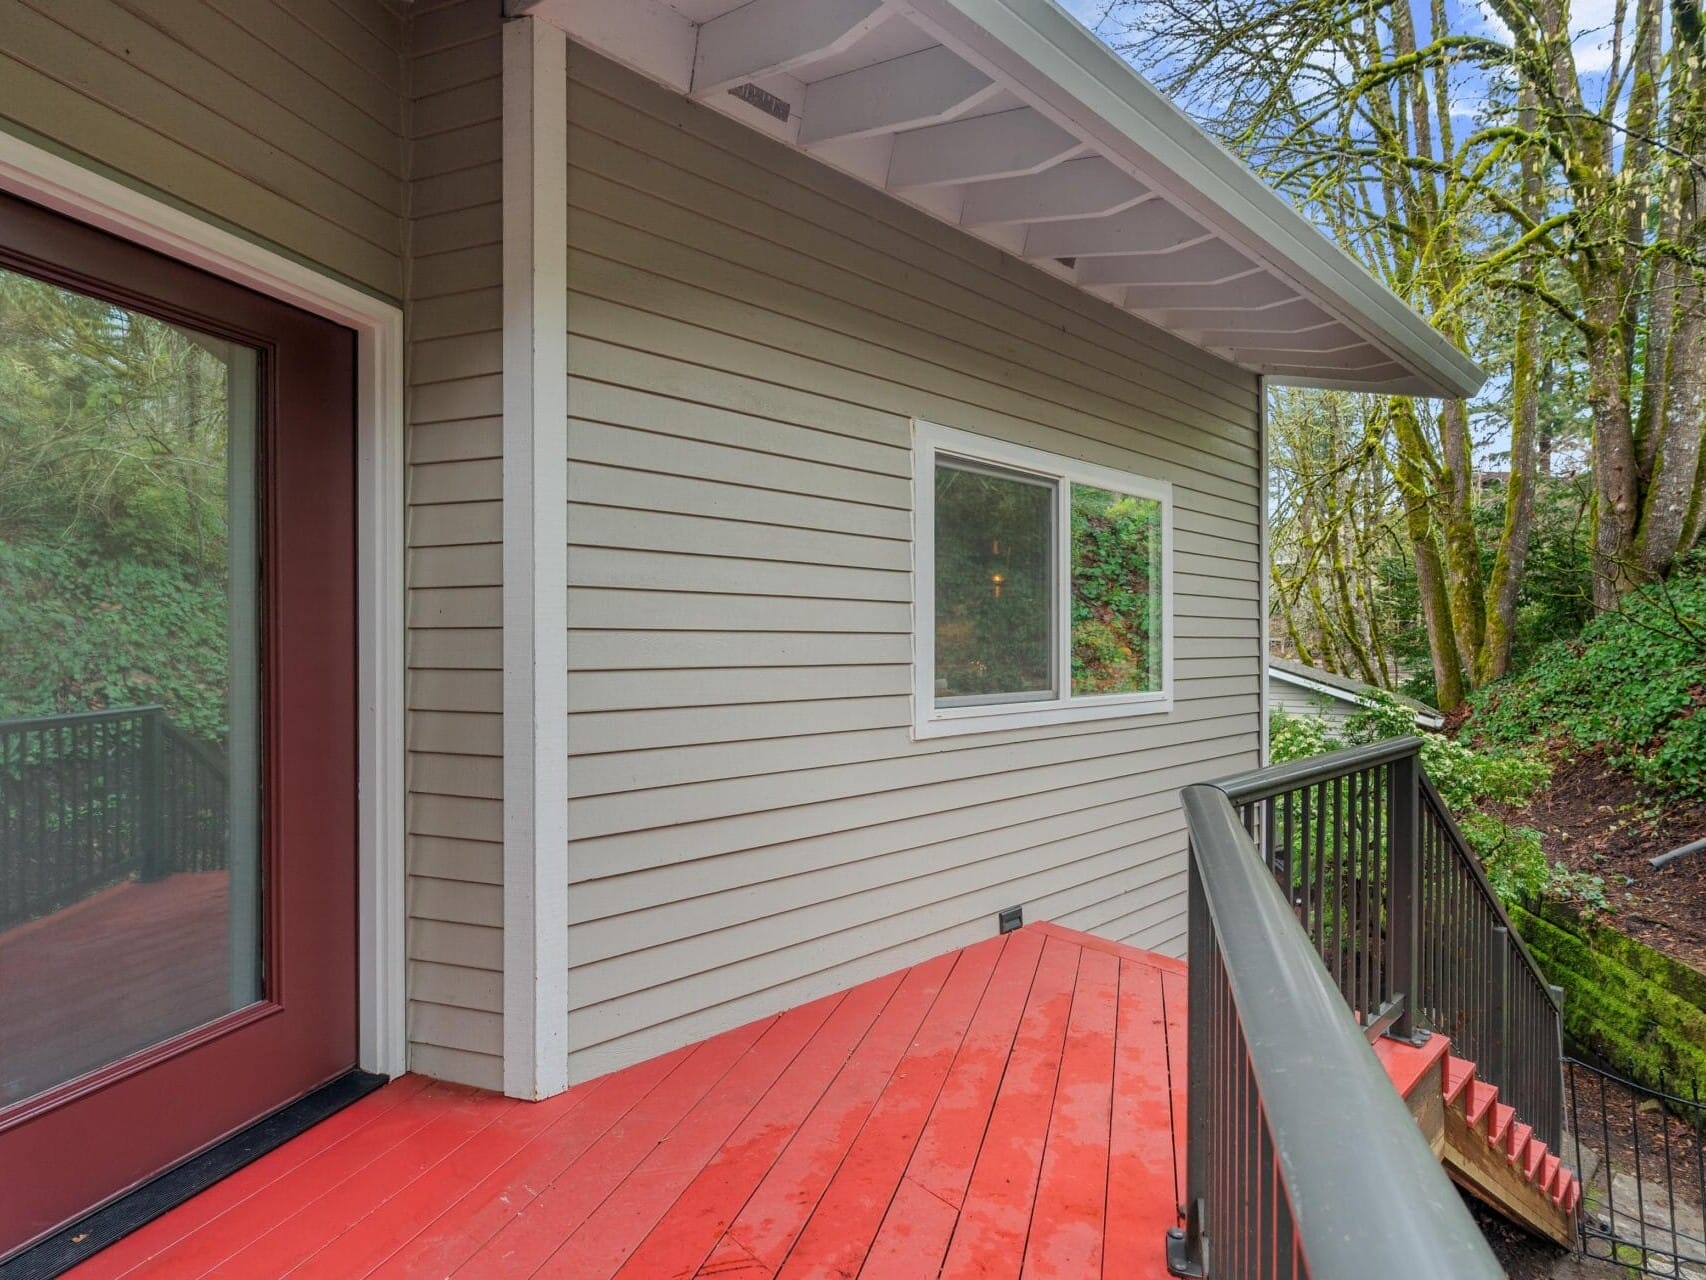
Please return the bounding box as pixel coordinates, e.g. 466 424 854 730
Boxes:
998 905 1023 934
729 82 791 123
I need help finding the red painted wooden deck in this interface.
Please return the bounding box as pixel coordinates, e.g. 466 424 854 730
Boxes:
69 922 1188 1278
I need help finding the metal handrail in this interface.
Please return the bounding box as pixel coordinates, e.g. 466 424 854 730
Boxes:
1170 783 1504 1278
1208 735 1423 805
0 704 167 733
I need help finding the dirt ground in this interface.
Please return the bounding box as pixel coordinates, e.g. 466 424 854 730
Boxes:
1464 1191 1626 1278
1485 752 1706 1276
1498 753 1706 974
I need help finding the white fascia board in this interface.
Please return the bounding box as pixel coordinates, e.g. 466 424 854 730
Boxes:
896 0 1487 401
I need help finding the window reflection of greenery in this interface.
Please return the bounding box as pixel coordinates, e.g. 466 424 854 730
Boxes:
1071 486 1162 696
933 461 1053 698
0 266 235 742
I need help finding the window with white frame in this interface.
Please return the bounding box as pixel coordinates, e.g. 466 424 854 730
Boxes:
912 421 1173 737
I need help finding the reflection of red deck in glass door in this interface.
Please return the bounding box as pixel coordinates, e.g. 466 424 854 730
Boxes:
0 189 358 1260
0 874 232 1105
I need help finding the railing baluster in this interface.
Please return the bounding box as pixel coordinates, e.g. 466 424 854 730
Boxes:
1631 1063 1647 1263
1388 751 1419 1040
1356 766 1370 1022
1312 780 1326 960
1661 1068 1679 1264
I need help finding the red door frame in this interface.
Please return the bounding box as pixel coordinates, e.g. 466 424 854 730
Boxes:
0 191 359 1258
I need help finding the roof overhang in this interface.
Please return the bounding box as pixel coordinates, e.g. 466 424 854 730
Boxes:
1268 664 1446 731
516 0 1486 399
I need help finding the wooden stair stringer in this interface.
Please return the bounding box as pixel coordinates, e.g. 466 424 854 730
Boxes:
1376 1040 1577 1249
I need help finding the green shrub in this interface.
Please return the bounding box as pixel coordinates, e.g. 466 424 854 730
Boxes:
0 537 231 740
1269 696 1559 907
1467 566 1706 798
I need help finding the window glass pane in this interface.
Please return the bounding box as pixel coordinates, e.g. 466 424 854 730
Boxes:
934 459 1054 700
0 264 261 1106
1071 484 1163 695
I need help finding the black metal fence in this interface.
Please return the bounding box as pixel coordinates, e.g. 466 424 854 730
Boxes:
1170 778 1505 1278
1225 738 1564 1148
1567 1055 1706 1276
0 706 228 930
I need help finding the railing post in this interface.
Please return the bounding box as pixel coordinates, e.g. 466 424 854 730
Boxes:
1387 747 1422 1043
1549 984 1566 1150
1166 848 1211 1278
1491 926 1511 1088
139 708 165 882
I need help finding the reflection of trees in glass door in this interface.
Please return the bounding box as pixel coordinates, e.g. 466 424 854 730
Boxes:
0 189 356 1263
0 265 262 1106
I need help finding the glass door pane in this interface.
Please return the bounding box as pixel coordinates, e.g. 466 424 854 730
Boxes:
0 263 262 1107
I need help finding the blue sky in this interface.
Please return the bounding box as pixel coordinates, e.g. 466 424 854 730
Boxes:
1051 0 1632 122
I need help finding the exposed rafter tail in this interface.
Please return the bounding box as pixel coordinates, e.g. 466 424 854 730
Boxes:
691 0 890 97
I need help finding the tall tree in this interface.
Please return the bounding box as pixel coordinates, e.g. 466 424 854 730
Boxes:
1103 0 1706 700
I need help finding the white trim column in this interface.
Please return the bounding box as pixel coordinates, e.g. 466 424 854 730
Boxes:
501 12 570 1101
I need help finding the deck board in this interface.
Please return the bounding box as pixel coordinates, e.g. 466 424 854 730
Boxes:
66 924 1187 1278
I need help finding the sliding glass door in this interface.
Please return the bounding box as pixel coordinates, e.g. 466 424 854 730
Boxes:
0 190 358 1260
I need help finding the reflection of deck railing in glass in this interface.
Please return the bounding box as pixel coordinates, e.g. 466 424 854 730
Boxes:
0 706 228 930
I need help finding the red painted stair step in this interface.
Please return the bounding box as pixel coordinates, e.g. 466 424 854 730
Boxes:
1382 1047 1581 1226
1524 1139 1547 1181
1507 1121 1532 1164
1443 1056 1476 1107
1466 1080 1499 1131
1487 1102 1516 1147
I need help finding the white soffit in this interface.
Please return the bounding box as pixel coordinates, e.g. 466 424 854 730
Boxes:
517 0 1486 399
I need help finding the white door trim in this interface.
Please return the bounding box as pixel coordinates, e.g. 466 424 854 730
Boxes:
501 13 570 1100
0 128 409 1079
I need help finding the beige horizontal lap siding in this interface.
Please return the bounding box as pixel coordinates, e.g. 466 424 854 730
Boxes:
1270 679 1360 731
0 0 406 298
403 0 502 1092
564 50 1263 1081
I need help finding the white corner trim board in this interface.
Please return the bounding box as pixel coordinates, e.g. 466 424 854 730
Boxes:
0 128 409 1078
501 13 571 1101
1258 375 1271 765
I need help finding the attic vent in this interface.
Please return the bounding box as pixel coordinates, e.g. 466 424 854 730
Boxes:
729 82 791 123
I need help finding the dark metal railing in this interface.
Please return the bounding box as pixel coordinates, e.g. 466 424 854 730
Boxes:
1216 737 1417 1041
1566 1055 1706 1275
1218 737 1564 1148
1417 774 1564 1146
0 706 228 930
1169 782 1504 1278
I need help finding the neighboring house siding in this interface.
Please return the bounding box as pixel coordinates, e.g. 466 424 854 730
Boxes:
564 51 1264 1079
403 0 504 1091
1269 679 1360 731
0 0 407 299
